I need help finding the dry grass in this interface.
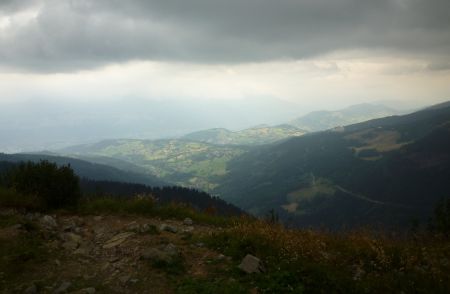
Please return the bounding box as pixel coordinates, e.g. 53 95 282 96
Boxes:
203 219 450 293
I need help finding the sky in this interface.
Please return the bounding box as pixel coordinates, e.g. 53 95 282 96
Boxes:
1 0 450 151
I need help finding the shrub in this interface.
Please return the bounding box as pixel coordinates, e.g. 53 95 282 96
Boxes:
429 198 450 236
5 160 80 210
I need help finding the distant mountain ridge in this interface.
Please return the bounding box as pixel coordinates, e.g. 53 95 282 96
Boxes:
183 124 306 145
289 103 401 132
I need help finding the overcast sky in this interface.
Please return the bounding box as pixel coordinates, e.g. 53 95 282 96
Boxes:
1 0 450 150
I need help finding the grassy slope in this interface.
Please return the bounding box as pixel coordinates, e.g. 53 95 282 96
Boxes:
183 124 306 146
61 139 248 192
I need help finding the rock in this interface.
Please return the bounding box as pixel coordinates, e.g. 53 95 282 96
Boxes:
139 223 150 233
119 275 131 284
141 248 171 263
164 243 179 257
55 259 61 266
23 283 37 294
159 224 178 233
103 232 135 249
182 226 194 233
126 221 140 232
238 254 265 274
25 213 36 221
81 288 96 294
195 242 205 248
62 241 79 251
93 216 103 221
62 232 82 244
73 216 85 226
62 220 76 232
74 245 91 256
53 281 71 293
40 215 57 229
183 218 193 225
10 224 22 230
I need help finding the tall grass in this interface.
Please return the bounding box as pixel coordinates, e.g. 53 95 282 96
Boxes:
78 195 235 226
202 219 450 293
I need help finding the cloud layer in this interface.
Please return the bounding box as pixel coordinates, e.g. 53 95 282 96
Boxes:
1 0 449 71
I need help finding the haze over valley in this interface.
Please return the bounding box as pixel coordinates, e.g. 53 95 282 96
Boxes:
1 1 450 292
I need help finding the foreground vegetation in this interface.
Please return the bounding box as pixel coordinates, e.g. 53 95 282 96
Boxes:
1 161 449 293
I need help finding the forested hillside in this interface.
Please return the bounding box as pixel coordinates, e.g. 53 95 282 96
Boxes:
216 102 450 228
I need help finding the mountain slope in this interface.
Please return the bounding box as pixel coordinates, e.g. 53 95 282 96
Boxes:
289 103 401 132
0 153 166 187
216 102 450 228
183 124 306 145
59 139 248 191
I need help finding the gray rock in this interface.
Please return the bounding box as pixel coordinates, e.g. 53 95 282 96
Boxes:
119 275 131 284
141 248 171 263
182 226 194 233
62 232 82 244
139 223 150 233
238 254 265 274
164 243 179 257
103 232 135 249
126 221 140 232
72 216 85 226
62 220 76 232
23 283 37 294
40 215 57 228
10 224 23 230
183 218 193 225
81 288 96 294
53 281 71 293
159 224 178 233
62 241 79 251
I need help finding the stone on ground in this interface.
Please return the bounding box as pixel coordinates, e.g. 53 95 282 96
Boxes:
238 254 265 274
183 218 193 225
159 224 178 233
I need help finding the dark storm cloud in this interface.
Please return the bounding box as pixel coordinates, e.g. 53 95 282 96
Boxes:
0 0 449 71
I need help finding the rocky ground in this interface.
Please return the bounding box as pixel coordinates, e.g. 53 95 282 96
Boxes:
0 210 255 293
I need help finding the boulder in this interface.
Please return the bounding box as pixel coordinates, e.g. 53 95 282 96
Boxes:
103 232 135 249
164 243 179 257
53 281 71 293
141 248 171 263
40 215 57 229
62 241 79 251
23 284 37 294
238 254 265 274
81 288 96 294
139 223 151 233
126 221 140 232
62 232 82 244
183 218 193 226
159 224 178 233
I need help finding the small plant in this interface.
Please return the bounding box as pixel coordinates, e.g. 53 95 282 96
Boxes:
151 254 186 275
429 198 450 236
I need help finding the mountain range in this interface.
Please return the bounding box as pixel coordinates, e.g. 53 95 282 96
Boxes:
216 102 450 228
4 102 447 229
289 103 402 132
